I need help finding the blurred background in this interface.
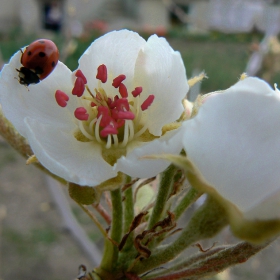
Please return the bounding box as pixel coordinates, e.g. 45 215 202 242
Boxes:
1 0 280 279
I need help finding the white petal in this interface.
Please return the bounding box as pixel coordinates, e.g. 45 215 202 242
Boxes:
115 127 184 178
182 77 280 218
25 117 117 186
245 190 280 220
78 29 146 93
0 51 76 137
134 35 188 136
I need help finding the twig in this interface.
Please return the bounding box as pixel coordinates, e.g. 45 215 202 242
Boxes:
92 203 111 225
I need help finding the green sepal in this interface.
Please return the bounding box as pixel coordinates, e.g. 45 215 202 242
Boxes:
97 172 126 191
68 183 101 205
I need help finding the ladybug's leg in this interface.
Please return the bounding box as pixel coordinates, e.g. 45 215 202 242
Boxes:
14 70 30 91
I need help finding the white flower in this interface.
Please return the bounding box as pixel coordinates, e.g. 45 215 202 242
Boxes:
0 30 188 186
180 77 280 241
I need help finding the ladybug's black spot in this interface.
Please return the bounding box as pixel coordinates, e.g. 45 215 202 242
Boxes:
39 40 45 44
35 66 44 74
39 52 46 57
51 61 56 67
27 51 32 56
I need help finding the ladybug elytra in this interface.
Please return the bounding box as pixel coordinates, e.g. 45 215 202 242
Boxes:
17 39 59 86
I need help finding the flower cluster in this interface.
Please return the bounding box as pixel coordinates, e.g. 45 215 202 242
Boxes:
1 29 280 279
0 30 188 186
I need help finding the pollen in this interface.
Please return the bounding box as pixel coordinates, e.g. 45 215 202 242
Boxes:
54 64 155 149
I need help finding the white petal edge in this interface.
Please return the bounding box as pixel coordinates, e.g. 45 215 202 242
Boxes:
25 117 117 186
134 34 188 136
182 77 280 219
78 29 146 94
114 126 184 178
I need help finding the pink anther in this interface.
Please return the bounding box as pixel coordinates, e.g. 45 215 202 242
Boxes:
96 64 107 83
117 111 135 120
72 77 85 97
74 107 89 121
115 119 125 128
111 108 118 120
115 98 130 111
141 95 155 111
55 90 69 107
100 125 118 137
109 96 119 109
112 74 126 88
75 69 87 84
119 83 128 98
131 87 142 97
97 106 112 127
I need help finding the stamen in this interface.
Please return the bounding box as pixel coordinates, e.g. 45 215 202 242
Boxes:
131 87 142 97
106 134 112 149
113 135 119 147
128 121 134 141
94 89 107 106
115 98 130 111
115 119 125 128
89 118 97 133
78 121 94 140
97 106 112 127
100 125 118 138
117 111 135 120
55 90 69 107
74 107 89 121
94 116 103 143
75 69 87 84
112 74 126 88
72 77 85 97
56 64 155 148
141 95 155 111
119 83 128 98
109 96 119 109
96 64 107 83
134 106 142 127
134 122 149 139
120 121 129 147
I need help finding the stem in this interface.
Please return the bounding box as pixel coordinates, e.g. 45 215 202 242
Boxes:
145 246 226 279
173 187 201 220
148 165 176 229
122 184 134 251
89 271 102 280
117 180 138 269
99 189 123 272
146 241 270 280
132 197 228 275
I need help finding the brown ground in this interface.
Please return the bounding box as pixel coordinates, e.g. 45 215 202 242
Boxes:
0 140 95 280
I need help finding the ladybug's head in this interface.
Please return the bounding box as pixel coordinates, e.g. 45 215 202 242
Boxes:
16 67 40 86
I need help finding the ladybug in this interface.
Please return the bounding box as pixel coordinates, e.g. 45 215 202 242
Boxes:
16 39 59 86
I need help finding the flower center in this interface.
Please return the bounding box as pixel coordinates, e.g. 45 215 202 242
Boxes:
55 64 154 149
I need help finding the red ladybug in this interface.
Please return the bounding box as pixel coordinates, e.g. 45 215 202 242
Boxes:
17 39 59 86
